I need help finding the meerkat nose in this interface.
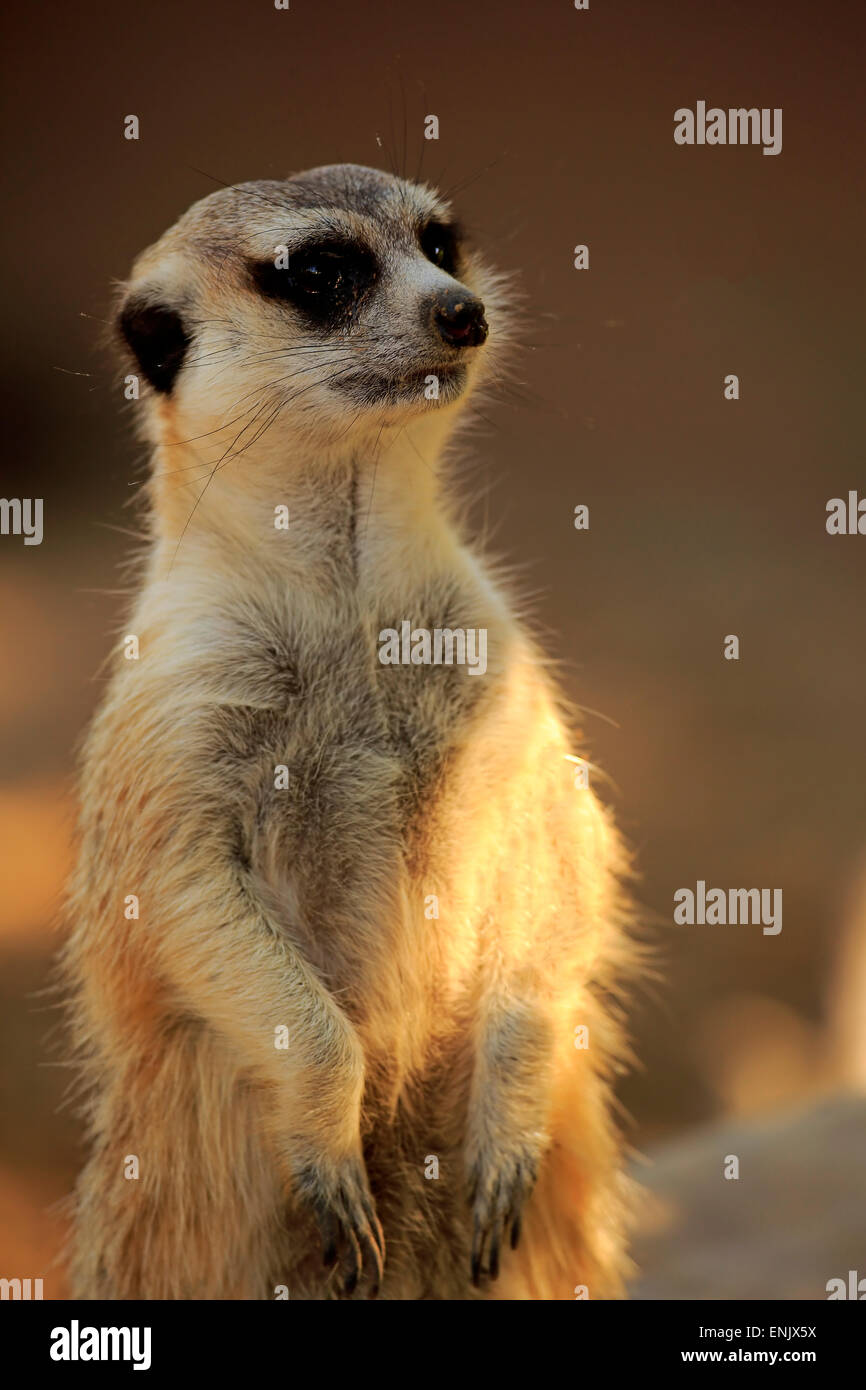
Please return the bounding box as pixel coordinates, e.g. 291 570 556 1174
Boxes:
432 291 488 348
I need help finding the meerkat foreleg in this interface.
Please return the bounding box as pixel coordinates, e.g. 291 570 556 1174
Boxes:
465 995 555 1284
154 874 385 1294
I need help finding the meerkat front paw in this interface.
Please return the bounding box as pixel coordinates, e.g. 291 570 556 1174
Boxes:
293 1151 385 1298
466 1137 543 1286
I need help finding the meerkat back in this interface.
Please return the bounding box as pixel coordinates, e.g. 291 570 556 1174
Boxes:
62 163 637 1301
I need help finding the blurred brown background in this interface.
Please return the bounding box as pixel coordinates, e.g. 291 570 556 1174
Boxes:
1 0 864 1296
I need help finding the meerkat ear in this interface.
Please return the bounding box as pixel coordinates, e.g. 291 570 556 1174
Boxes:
118 293 191 394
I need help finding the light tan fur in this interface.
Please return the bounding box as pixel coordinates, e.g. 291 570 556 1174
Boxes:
61 164 639 1300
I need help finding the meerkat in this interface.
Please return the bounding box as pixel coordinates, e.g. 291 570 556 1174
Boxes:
61 163 638 1300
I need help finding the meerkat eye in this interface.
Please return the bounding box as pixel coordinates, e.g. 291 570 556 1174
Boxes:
420 221 459 274
250 241 378 326
285 247 346 295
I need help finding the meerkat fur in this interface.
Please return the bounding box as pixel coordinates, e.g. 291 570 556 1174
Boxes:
61 164 639 1300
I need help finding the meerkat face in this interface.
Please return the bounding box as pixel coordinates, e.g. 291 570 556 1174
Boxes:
118 164 504 447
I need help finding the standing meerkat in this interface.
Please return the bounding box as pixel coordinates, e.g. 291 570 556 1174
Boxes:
62 163 638 1300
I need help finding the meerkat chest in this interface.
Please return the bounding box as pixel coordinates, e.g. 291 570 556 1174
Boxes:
196 574 502 965
302 582 493 795
206 572 500 860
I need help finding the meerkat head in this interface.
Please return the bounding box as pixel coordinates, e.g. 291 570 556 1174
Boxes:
117 165 506 465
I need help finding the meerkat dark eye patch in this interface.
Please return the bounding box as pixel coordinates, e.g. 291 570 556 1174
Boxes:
419 221 460 275
249 240 379 328
118 300 191 394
